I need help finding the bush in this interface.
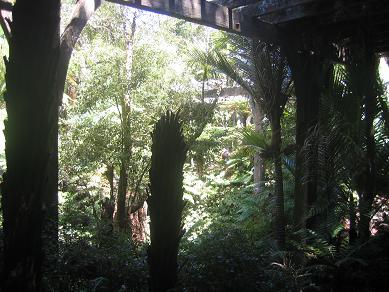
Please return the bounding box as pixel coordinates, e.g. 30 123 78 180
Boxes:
44 232 148 292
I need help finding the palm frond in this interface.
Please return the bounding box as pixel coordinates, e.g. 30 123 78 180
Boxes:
241 127 270 153
196 48 255 97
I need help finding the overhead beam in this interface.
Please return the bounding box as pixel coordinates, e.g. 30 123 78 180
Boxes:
0 0 12 11
105 0 278 43
259 1 330 24
106 0 230 29
236 0 329 24
257 0 321 16
238 0 388 26
207 0 260 9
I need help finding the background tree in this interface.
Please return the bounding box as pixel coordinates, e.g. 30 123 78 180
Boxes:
204 36 292 247
199 35 268 193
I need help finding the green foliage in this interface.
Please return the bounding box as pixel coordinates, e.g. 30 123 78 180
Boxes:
241 126 271 157
44 233 148 291
179 228 266 291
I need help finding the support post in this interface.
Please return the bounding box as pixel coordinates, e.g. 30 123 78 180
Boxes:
284 41 328 230
1 0 101 289
1 1 61 290
346 38 379 242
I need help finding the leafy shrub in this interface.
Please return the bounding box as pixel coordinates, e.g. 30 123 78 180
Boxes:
44 231 148 292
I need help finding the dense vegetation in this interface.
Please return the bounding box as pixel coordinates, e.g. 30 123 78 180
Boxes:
0 2 389 291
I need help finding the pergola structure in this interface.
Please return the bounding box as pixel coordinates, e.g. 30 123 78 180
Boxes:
0 0 388 290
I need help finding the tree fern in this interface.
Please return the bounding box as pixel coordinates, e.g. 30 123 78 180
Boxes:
148 111 188 292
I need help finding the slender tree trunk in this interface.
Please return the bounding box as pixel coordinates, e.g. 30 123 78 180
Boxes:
106 164 115 203
248 96 265 194
115 10 137 232
116 100 131 233
101 164 115 224
115 87 131 231
271 112 285 249
1 1 61 290
349 193 357 244
116 158 129 230
359 50 378 242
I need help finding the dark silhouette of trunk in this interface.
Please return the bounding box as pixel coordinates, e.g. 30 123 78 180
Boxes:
271 111 285 249
0 1 100 289
106 164 115 203
102 164 115 221
286 47 326 230
116 156 129 230
360 58 377 242
355 49 378 242
1 1 61 290
349 193 357 244
148 111 188 292
42 117 60 278
248 96 265 194
345 40 379 242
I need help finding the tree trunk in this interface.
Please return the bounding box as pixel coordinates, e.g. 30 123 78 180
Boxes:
358 50 378 242
106 164 115 202
42 115 59 276
0 0 100 289
102 164 115 221
271 112 285 249
1 1 61 290
248 96 265 194
116 157 129 231
115 10 137 232
345 40 378 242
131 205 147 242
349 193 357 244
